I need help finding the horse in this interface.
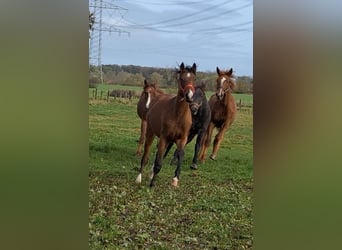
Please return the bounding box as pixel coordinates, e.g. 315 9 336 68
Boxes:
136 79 166 156
164 83 211 170
135 62 196 187
198 67 237 162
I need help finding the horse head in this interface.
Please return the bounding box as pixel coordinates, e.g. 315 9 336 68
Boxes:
216 67 236 101
143 79 157 109
189 83 206 115
177 62 196 102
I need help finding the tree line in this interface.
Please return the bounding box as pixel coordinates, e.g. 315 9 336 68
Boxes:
89 64 253 93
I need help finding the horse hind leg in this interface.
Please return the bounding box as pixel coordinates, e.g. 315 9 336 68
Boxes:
136 120 147 156
163 142 177 165
150 138 167 187
136 130 154 184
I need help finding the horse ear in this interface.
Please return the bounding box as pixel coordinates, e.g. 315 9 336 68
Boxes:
228 68 233 76
180 62 185 70
192 63 197 74
144 79 148 86
216 67 221 75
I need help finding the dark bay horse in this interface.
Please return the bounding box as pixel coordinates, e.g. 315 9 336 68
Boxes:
136 62 196 187
164 83 211 170
198 67 237 162
136 79 167 156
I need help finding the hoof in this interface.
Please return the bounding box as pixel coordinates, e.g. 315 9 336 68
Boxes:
190 164 198 170
171 177 179 187
209 154 216 161
135 173 142 184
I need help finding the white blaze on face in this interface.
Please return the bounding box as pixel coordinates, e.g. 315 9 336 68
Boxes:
187 73 190 78
187 89 194 99
220 77 226 86
145 93 151 108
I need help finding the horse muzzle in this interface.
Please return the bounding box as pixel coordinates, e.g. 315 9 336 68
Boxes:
185 91 194 103
190 103 199 115
183 85 195 103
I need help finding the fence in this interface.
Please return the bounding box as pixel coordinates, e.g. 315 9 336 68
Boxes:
89 89 140 102
89 89 252 113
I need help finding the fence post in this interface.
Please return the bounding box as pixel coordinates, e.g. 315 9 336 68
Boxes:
100 90 103 100
239 99 242 111
107 90 109 102
94 88 97 100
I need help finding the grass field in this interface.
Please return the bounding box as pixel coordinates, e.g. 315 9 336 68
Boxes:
89 94 253 249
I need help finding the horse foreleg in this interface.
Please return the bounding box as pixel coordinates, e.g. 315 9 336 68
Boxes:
150 138 167 187
190 131 204 170
199 122 215 163
210 118 234 160
172 138 187 187
136 119 147 156
136 129 154 184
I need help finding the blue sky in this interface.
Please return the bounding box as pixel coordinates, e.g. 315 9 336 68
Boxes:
90 0 253 76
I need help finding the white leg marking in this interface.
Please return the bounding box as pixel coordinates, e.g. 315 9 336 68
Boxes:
145 93 151 109
171 177 179 187
136 173 142 184
149 163 154 180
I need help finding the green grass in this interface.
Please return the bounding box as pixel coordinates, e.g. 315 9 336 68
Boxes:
89 98 253 249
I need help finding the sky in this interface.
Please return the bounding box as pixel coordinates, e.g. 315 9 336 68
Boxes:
90 0 253 76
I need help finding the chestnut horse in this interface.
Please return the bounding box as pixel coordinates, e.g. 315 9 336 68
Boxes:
136 62 196 187
198 67 237 162
136 79 166 156
164 83 211 170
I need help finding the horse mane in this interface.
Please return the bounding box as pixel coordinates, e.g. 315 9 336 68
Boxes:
155 87 165 94
196 81 206 91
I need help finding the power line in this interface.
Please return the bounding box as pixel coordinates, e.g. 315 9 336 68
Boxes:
150 1 252 28
140 0 234 27
119 0 210 6
115 1 251 33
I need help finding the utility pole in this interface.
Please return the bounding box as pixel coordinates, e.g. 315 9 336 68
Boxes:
89 0 129 85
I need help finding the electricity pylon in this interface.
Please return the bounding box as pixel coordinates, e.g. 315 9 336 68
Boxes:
89 0 129 84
